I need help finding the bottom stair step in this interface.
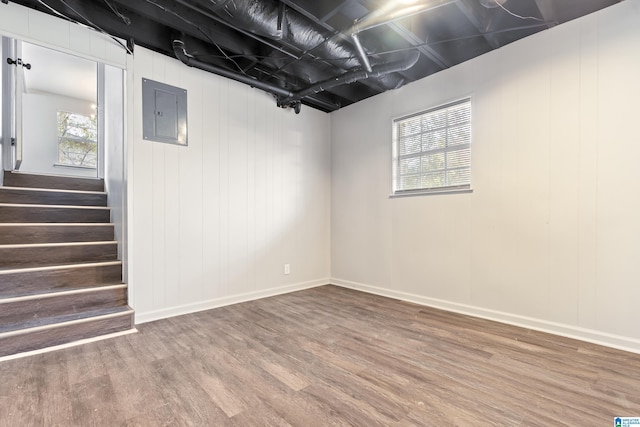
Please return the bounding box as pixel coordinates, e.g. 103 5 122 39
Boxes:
0 285 128 334
0 307 134 358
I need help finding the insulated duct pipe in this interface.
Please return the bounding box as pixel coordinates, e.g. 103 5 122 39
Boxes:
201 0 411 90
278 51 421 106
174 39 419 113
173 39 293 99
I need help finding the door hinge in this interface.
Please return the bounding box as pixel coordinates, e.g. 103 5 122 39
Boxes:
6 57 31 70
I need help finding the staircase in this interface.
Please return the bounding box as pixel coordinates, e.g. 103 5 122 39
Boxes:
0 171 135 358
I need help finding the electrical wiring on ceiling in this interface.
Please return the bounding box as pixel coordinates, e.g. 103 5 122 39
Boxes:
102 0 131 25
496 1 546 22
144 0 248 75
36 0 133 54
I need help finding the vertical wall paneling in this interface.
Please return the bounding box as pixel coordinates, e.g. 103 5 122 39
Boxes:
129 50 154 316
180 63 204 304
547 22 580 325
218 79 231 298
129 47 331 323
330 0 640 352
576 13 599 331
201 72 220 302
227 82 249 297
594 3 640 338
0 2 126 67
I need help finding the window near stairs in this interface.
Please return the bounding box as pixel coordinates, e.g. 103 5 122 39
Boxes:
57 111 98 168
392 98 472 195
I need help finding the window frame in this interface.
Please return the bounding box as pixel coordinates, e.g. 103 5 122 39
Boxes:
391 97 473 197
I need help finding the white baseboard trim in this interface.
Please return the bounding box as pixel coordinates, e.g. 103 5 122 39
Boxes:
134 278 331 324
331 278 640 355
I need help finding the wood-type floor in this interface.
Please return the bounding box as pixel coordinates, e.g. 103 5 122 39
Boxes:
1 285 639 426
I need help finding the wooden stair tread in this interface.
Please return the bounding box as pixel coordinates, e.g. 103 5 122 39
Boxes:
0 309 134 358
0 222 115 225
3 171 104 192
0 187 108 207
0 203 111 211
0 204 111 223
0 240 117 248
0 260 121 273
0 186 107 195
0 305 131 335
0 261 123 298
0 241 118 268
1 283 127 302
0 223 115 244
0 281 125 298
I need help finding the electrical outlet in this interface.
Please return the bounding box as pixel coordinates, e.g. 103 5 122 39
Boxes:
284 263 290 275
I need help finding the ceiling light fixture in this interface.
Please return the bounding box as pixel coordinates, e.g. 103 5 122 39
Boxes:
479 0 507 8
349 0 451 34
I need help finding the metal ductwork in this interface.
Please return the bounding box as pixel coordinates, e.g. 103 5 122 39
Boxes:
278 51 421 106
202 0 366 73
173 39 419 114
171 0 428 113
173 39 292 99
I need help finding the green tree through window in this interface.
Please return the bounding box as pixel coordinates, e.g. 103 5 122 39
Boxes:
57 111 97 168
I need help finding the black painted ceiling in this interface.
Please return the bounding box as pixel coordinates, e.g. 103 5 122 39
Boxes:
4 0 622 113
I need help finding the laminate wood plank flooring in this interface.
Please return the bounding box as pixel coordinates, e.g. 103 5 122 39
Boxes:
1 285 639 426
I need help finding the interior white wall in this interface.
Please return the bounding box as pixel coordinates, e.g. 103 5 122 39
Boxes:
128 47 331 323
331 0 640 352
20 92 96 177
0 2 126 68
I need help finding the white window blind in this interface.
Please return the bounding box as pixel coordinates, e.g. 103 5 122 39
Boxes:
393 98 471 194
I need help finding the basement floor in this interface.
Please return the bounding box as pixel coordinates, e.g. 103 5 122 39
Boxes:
0 285 639 425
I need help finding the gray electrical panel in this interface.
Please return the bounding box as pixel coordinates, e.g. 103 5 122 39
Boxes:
142 78 188 146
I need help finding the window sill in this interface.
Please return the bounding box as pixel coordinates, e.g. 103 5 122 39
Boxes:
54 163 97 170
390 187 473 198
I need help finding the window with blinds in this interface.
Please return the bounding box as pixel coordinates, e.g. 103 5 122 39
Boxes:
392 98 471 194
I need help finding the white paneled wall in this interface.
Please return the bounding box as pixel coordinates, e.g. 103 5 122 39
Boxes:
0 2 126 67
128 48 331 323
331 0 640 352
